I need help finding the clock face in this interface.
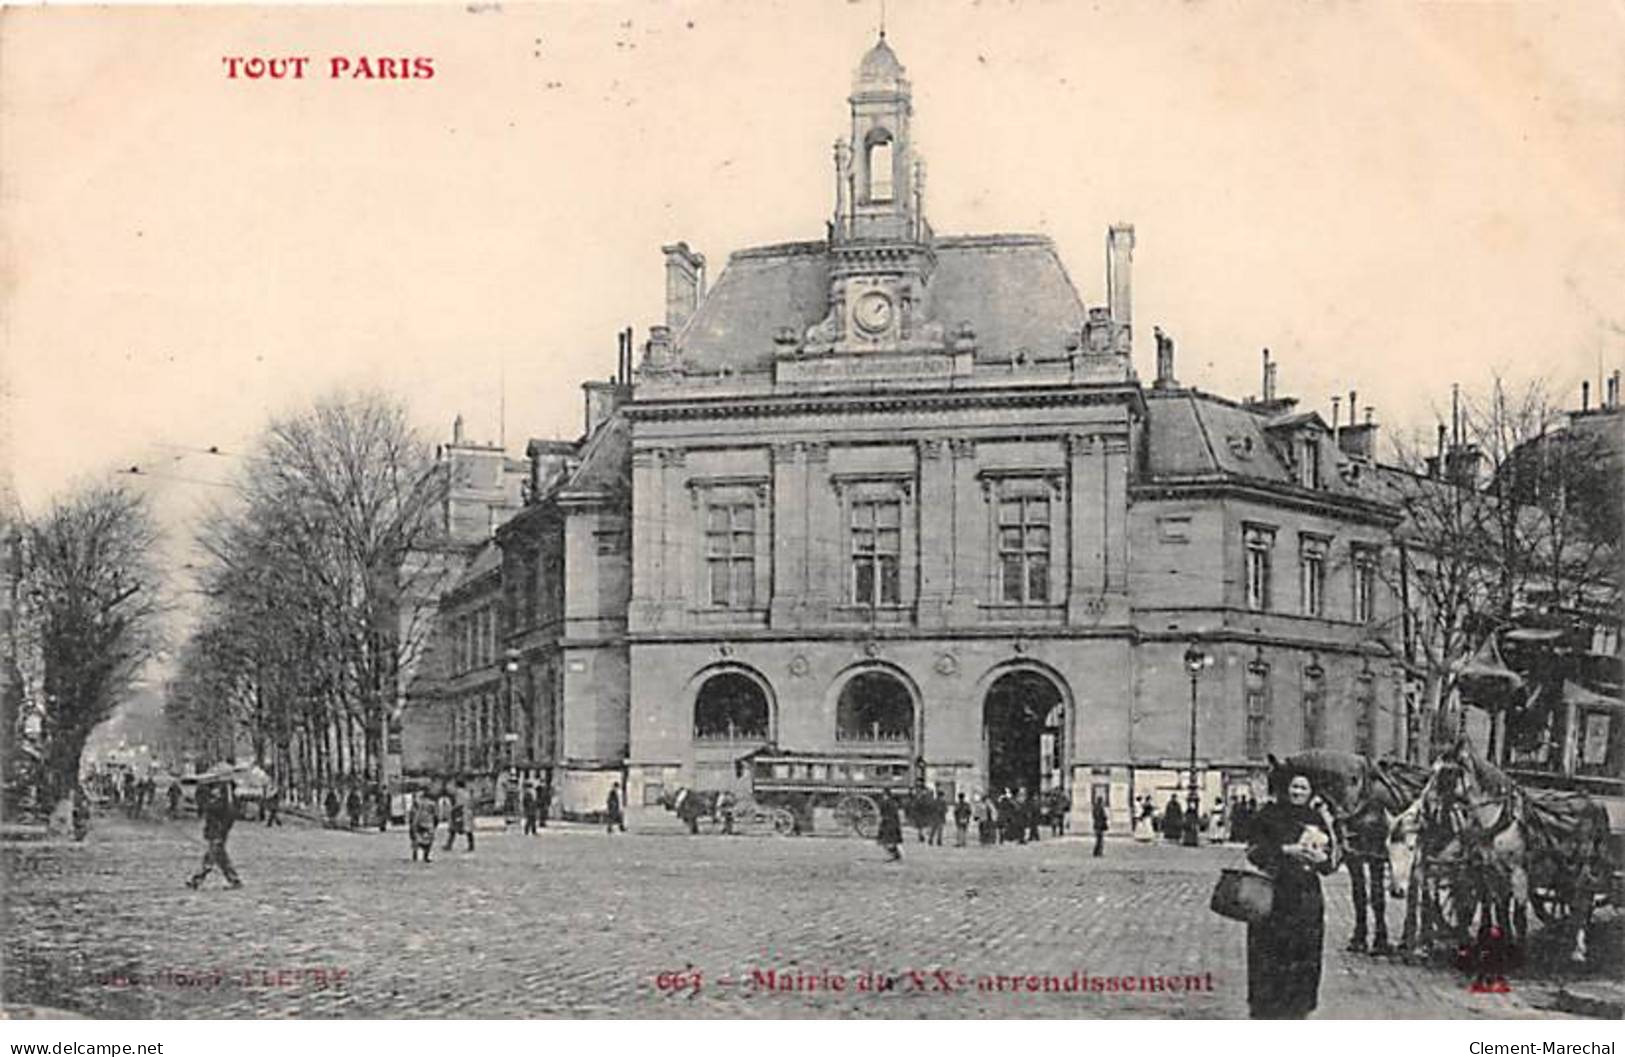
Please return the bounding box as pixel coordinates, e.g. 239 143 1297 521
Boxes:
854 291 894 334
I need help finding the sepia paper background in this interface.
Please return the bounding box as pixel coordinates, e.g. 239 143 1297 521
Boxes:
4 0 1622 519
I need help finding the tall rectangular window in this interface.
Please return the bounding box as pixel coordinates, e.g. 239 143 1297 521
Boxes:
997 493 1052 603
851 497 902 606
1353 546 1377 624
1300 537 1328 618
1303 665 1326 750
705 502 756 609
1353 674 1377 757
1245 662 1271 759
1244 525 1275 612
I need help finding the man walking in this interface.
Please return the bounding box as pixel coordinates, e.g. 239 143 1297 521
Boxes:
1091 796 1109 857
877 790 903 862
605 782 626 834
186 780 242 890
537 780 552 828
263 784 283 827
445 780 474 851
409 794 438 863
927 789 947 846
167 781 182 819
952 793 971 848
345 785 362 830
522 783 538 836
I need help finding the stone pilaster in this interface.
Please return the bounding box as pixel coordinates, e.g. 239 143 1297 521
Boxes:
630 448 661 628
1067 433 1106 622
771 442 805 627
916 437 951 627
948 437 979 622
803 442 834 621
659 448 688 622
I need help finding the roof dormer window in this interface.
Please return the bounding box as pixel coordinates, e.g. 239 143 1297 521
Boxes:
1299 435 1322 489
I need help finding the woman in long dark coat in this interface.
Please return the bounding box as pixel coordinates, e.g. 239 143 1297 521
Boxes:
1245 770 1339 1019
877 791 903 862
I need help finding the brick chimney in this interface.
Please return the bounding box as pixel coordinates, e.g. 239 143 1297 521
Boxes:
662 242 706 331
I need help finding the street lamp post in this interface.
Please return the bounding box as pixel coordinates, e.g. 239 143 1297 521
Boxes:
1182 644 1211 848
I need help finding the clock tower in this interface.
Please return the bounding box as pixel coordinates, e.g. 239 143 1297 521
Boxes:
801 34 946 359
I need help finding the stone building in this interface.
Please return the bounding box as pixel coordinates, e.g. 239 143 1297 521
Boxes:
396 417 532 788
406 36 1431 830
619 36 1409 829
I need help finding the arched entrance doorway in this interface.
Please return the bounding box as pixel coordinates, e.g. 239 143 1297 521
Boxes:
984 669 1065 797
693 671 771 743
835 670 915 748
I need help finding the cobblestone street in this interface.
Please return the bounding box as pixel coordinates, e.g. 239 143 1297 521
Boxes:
2 815 1611 1019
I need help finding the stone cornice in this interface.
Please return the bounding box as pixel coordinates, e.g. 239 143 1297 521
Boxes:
1131 475 1401 527
627 385 1145 423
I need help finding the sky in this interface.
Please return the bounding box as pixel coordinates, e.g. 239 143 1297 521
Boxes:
4 0 1623 531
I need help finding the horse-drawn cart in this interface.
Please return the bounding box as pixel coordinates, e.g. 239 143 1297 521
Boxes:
1401 746 1618 964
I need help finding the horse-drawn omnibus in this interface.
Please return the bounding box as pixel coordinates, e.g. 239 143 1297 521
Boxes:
659 749 919 837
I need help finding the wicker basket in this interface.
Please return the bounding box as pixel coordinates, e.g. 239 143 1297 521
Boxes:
1210 867 1274 923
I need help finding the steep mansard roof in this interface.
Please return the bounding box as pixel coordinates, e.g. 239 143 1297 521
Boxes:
1142 388 1377 505
670 234 1088 372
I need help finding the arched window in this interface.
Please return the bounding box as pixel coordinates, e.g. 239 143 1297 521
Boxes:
693 672 770 742
868 139 894 202
836 671 913 743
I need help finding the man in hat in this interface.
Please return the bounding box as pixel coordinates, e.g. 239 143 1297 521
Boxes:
187 776 242 890
1091 795 1109 857
522 783 538 836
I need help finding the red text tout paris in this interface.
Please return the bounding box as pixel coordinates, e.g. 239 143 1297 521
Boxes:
222 56 436 80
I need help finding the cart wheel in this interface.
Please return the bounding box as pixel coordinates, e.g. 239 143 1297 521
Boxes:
835 794 879 839
771 809 797 836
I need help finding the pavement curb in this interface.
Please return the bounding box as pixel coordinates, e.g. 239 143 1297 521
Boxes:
1554 983 1625 1019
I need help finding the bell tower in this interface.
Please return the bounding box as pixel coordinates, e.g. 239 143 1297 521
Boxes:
802 34 946 361
837 33 923 245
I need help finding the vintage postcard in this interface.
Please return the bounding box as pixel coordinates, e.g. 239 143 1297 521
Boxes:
1 0 1620 1027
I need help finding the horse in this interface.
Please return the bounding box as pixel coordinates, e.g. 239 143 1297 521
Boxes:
1423 739 1611 964
658 787 723 834
1388 790 1482 958
1268 751 1430 955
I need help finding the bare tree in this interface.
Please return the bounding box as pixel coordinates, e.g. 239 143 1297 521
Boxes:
175 390 451 794
1364 376 1619 761
19 485 164 812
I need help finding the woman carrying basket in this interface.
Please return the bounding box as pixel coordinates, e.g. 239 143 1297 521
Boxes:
1244 767 1339 1019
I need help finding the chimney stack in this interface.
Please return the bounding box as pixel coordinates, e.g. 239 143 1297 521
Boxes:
1445 444 1483 487
1153 326 1176 388
452 414 466 446
1582 380 1591 411
662 242 706 331
1107 224 1135 342
1262 349 1277 402
1338 407 1378 461
1610 369 1621 408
